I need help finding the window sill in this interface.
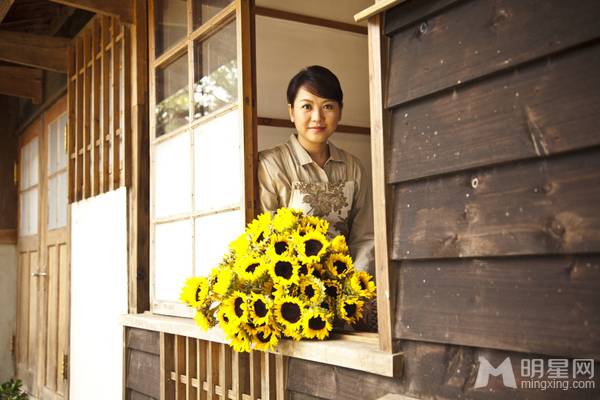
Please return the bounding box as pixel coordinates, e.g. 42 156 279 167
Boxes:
121 313 403 377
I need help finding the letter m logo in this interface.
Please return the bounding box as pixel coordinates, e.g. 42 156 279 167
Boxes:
474 356 517 389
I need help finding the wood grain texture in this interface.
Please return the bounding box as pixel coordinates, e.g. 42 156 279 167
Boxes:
127 328 160 355
386 0 600 108
0 96 17 230
48 0 132 24
384 0 463 35
0 66 42 103
392 148 600 260
127 348 160 399
288 345 600 400
395 256 600 358
127 389 156 400
388 42 600 183
0 30 70 72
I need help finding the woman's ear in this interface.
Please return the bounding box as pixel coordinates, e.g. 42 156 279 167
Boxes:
288 103 295 123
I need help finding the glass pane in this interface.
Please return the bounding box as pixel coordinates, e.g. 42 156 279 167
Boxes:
48 176 57 230
29 188 38 235
192 22 237 120
154 132 191 218
194 209 241 277
57 172 68 228
20 145 28 190
154 219 193 301
156 53 189 137
30 138 39 186
48 121 58 174
19 192 27 236
154 0 187 57
194 111 241 211
58 113 67 170
192 0 233 30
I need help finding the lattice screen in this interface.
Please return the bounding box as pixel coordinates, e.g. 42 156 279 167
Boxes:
67 15 131 202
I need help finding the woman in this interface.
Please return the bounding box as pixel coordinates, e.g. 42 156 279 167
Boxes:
258 65 375 278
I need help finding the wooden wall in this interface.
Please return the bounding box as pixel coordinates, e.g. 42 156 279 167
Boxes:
0 95 18 237
126 328 160 400
289 0 600 398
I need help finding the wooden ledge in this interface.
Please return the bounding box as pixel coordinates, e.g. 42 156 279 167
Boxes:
354 0 408 23
121 313 403 378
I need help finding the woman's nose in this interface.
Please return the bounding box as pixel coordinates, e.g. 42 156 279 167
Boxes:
311 108 323 121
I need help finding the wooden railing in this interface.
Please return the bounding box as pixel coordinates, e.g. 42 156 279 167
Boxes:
160 333 287 400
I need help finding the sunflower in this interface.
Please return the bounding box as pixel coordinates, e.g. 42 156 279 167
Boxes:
310 263 325 280
272 208 299 232
193 308 214 331
274 296 305 332
323 279 342 299
295 231 329 265
212 267 235 296
330 235 349 254
349 271 377 299
249 292 272 326
223 291 249 325
297 262 313 277
180 277 209 307
230 329 252 353
337 296 364 324
235 255 266 283
247 212 271 246
298 215 329 236
268 254 300 286
299 276 325 305
252 325 280 351
230 232 250 255
326 253 354 278
217 306 238 338
302 308 333 340
266 233 295 259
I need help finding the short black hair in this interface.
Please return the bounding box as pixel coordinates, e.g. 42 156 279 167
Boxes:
286 65 343 108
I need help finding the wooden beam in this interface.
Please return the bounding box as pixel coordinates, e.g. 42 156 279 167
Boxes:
0 66 42 103
0 0 14 23
0 30 69 73
257 117 370 136
255 6 367 35
354 0 409 23
48 0 133 24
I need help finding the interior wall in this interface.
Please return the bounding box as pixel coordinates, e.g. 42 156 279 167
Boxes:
70 188 128 400
0 244 17 382
255 14 372 177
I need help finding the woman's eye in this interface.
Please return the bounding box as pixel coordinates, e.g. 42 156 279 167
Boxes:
324 104 333 110
301 104 311 110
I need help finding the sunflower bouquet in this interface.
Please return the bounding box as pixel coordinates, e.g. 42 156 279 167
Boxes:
180 208 376 353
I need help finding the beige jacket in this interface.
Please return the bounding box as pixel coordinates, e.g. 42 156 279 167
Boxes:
258 134 375 275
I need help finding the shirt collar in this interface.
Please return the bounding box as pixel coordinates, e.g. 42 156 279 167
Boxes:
288 134 345 166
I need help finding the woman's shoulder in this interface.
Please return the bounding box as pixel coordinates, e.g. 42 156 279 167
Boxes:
258 140 292 168
330 142 365 175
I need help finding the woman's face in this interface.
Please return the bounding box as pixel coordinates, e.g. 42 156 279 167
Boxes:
288 86 342 149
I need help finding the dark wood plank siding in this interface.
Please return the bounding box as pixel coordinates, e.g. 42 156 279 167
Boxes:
287 344 600 400
0 96 18 232
126 328 159 400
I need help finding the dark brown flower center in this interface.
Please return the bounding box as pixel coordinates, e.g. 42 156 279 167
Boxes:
343 303 357 317
305 239 323 256
321 301 330 310
195 287 203 301
257 331 271 343
234 297 244 318
325 285 338 298
359 279 367 290
222 313 229 323
254 299 267 318
275 241 288 255
257 231 265 243
281 302 301 323
333 260 347 274
311 268 322 279
246 263 259 273
298 263 308 275
304 285 315 299
308 316 326 330
275 261 293 280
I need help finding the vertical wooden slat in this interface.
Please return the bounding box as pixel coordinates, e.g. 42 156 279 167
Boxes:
231 352 241 400
160 333 176 400
67 46 75 203
187 337 198 400
367 13 395 353
82 29 91 199
111 18 121 189
275 355 287 400
249 351 260 400
175 335 186 399
198 340 207 400
122 24 132 187
219 344 232 400
260 352 276 400
92 19 101 196
101 16 110 193
206 342 215 400
235 0 258 223
75 37 83 201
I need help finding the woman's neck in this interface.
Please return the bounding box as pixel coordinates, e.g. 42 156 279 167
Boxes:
298 136 330 168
